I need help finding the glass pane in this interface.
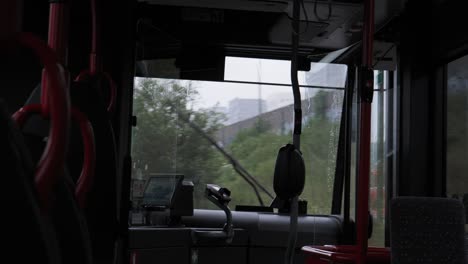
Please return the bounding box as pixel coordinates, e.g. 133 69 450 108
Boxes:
368 71 389 247
130 76 344 218
224 56 348 88
447 54 468 210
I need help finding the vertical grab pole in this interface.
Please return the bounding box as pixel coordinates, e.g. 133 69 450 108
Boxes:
47 0 70 65
356 0 375 263
284 0 302 264
74 0 117 114
291 0 302 150
42 0 70 115
89 0 101 74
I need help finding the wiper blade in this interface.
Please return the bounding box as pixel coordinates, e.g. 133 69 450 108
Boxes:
175 111 274 206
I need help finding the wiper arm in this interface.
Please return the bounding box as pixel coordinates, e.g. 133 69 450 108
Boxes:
175 111 274 206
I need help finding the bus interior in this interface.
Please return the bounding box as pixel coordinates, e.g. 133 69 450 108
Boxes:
1 0 468 264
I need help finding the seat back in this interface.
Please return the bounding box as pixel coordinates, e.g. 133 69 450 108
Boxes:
390 197 466 264
0 100 60 264
69 79 118 264
24 76 118 264
21 87 94 264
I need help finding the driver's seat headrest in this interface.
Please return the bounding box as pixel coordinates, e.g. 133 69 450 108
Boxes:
273 143 305 200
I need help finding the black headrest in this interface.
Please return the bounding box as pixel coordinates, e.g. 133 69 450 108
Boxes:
273 143 305 200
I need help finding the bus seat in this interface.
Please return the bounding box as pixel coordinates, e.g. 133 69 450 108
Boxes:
51 170 94 264
0 99 60 264
390 197 466 264
68 78 119 264
21 86 94 264
24 75 119 264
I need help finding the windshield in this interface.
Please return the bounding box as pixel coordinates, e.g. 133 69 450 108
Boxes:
130 57 346 215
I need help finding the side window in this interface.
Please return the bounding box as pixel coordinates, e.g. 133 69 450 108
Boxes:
446 54 468 212
368 70 393 247
349 70 390 247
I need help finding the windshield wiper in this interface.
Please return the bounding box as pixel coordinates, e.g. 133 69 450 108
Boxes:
175 111 274 207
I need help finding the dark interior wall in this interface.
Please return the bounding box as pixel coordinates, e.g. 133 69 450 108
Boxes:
0 0 47 113
68 0 92 76
430 1 468 63
429 0 468 197
98 2 137 263
397 0 468 197
397 0 432 196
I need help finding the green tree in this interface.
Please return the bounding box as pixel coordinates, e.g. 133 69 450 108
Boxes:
299 90 342 213
132 78 224 208
216 91 342 214
312 90 331 120
217 118 288 206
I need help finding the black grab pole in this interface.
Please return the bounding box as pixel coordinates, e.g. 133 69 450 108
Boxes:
356 0 375 262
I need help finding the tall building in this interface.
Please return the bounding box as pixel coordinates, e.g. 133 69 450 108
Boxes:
227 98 267 124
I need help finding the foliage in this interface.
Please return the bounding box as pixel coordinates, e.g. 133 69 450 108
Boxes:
220 91 341 213
218 119 288 206
132 78 224 208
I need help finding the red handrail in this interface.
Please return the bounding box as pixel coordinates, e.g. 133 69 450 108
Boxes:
75 0 117 114
302 246 390 264
46 1 97 209
301 0 380 263
11 33 70 211
14 104 96 210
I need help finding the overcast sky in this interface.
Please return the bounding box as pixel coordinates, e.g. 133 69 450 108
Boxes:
184 57 309 110
175 57 347 110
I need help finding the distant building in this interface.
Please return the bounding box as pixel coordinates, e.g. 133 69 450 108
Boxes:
266 90 320 112
218 99 313 146
210 105 228 114
265 92 293 111
227 98 267 124
217 92 343 146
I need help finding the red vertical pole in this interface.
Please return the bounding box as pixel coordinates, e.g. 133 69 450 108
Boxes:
47 2 69 64
356 0 375 263
41 1 70 115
